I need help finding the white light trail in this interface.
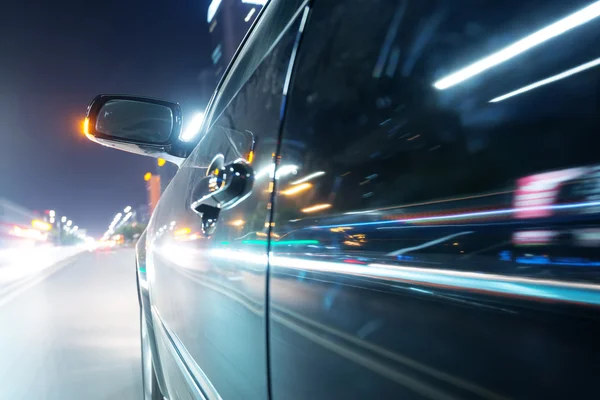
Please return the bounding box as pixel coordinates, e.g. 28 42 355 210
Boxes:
244 8 256 22
490 56 600 102
290 171 325 185
255 164 299 180
207 0 222 23
433 0 600 90
241 0 267 5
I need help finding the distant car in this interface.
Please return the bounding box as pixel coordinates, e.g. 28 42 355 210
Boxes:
84 0 600 398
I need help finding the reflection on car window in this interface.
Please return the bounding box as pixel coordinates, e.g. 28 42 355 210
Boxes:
274 0 600 277
270 2 600 399
284 0 600 211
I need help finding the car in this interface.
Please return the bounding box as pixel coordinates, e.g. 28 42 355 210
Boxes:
83 0 600 398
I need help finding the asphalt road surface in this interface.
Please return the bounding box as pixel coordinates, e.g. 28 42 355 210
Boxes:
0 248 142 400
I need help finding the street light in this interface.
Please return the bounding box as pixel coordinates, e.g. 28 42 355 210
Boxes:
49 210 56 218
61 216 67 223
73 226 79 232
32 219 52 231
122 212 133 223
124 206 132 213
67 220 72 227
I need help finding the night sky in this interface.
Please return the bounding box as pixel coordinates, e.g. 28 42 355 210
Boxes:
1 0 214 236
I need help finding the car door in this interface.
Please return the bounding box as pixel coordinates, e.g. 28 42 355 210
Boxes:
270 0 600 399
146 0 307 398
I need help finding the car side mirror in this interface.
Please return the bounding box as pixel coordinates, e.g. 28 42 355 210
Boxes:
84 94 192 164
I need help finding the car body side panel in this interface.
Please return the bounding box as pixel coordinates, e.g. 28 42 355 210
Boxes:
145 10 304 399
269 0 600 399
136 231 170 398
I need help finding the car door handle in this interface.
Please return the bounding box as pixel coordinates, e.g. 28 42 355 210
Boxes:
191 159 255 236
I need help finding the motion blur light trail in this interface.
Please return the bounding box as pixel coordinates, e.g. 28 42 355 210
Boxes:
0 246 85 290
433 0 600 89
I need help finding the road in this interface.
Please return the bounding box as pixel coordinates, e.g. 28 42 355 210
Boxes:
0 248 142 400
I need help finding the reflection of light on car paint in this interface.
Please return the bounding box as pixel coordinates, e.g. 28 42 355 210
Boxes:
290 171 325 185
574 228 600 247
515 256 600 267
433 0 600 89
387 231 473 256
210 248 268 266
241 239 319 246
301 204 332 213
174 227 191 237
281 182 312 196
490 57 600 102
268 255 600 305
409 287 433 295
255 164 299 180
343 259 367 264
499 251 512 262
512 230 557 246
513 167 586 218
157 243 199 268
313 201 600 229
330 227 353 232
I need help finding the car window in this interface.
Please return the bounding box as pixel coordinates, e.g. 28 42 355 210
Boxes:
203 0 307 132
278 0 600 214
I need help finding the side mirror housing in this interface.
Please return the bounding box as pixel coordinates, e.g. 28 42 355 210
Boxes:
84 94 193 164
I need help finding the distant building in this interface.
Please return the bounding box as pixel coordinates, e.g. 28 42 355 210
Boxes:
146 175 162 215
207 0 265 81
136 204 150 225
156 162 178 194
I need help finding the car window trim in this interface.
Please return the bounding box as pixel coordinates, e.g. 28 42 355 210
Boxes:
196 0 309 143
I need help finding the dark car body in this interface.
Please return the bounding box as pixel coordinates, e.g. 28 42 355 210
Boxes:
87 0 600 398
